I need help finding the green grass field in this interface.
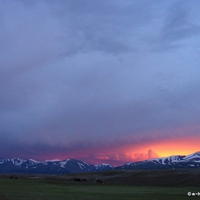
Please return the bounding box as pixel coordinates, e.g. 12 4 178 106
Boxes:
0 175 199 200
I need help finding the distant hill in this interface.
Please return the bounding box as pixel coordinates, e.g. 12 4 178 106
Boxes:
0 151 199 174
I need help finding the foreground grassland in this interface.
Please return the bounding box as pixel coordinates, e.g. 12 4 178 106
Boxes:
0 176 199 200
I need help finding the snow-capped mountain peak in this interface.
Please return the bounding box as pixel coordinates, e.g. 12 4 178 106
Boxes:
117 152 200 170
182 151 200 162
0 151 199 174
94 163 114 171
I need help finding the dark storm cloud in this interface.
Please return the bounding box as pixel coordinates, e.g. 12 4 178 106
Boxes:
152 1 200 51
1 0 200 161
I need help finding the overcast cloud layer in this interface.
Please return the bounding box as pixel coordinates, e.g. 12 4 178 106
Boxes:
1 0 200 165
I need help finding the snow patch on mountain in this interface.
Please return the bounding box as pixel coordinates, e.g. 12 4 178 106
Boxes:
59 159 70 168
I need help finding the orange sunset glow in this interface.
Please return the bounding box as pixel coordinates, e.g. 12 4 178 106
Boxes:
152 138 200 157
124 136 200 162
33 133 200 166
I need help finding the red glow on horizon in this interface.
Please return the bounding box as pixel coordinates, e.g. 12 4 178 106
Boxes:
26 125 200 166
35 135 200 166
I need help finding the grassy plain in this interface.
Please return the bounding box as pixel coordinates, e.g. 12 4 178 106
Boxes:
0 175 199 200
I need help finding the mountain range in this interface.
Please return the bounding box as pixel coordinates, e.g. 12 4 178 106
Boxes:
0 151 199 174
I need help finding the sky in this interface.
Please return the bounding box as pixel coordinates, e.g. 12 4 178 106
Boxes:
1 0 200 166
